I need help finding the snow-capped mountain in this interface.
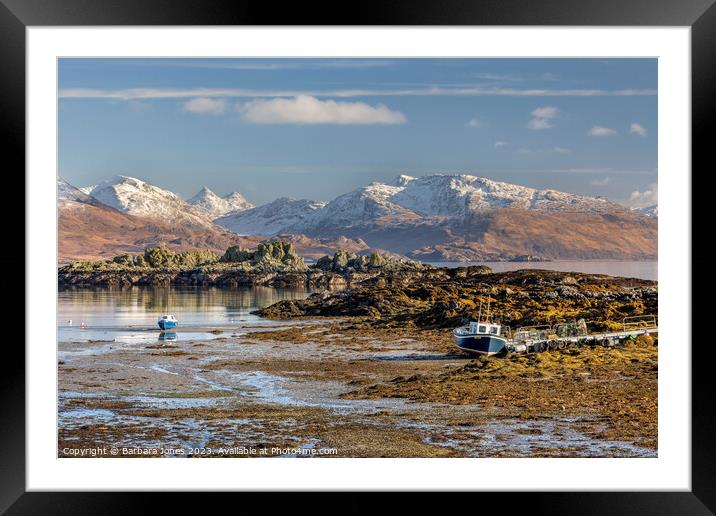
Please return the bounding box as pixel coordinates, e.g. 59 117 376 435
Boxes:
58 177 95 204
290 173 624 234
279 173 655 260
82 175 213 226
633 204 658 218
225 191 254 210
286 182 421 234
60 172 656 261
187 186 254 218
58 176 258 262
215 197 326 236
391 174 619 217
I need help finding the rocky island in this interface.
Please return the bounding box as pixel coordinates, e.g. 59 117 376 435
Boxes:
58 240 432 289
255 268 656 332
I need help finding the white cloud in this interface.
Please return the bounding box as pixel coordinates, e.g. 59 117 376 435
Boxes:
553 146 570 154
527 106 558 130
629 122 647 136
182 97 226 115
467 118 482 128
168 60 395 71
59 86 658 101
588 125 618 137
628 183 658 207
494 141 507 148
590 177 612 186
237 95 406 125
473 73 522 82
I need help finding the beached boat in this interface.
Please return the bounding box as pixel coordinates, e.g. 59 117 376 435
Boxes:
453 300 507 355
158 314 178 331
453 320 507 356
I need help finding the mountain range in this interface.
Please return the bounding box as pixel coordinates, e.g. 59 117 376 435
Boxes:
58 173 657 262
58 177 248 262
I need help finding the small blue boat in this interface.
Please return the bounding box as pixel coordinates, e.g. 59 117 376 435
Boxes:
158 314 178 331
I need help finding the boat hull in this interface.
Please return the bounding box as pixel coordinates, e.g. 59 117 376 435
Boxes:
158 320 177 331
454 334 507 356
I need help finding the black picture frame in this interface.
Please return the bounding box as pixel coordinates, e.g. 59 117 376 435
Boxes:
2 0 709 512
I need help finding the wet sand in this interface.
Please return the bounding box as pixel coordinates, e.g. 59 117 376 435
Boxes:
58 320 657 458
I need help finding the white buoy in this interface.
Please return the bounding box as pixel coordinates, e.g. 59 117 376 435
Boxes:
68 320 72 325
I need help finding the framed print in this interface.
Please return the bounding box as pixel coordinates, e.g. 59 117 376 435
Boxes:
3 0 711 511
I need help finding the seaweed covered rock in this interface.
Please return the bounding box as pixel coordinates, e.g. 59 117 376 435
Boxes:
313 250 426 273
221 246 252 263
255 241 306 270
254 269 658 331
58 241 316 286
220 241 307 272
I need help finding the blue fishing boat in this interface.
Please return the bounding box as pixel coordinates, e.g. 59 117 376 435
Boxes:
453 321 507 356
158 314 178 331
453 300 507 356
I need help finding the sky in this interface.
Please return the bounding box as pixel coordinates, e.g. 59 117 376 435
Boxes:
58 58 658 207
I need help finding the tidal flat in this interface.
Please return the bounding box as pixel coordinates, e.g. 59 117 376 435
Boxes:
58 320 657 458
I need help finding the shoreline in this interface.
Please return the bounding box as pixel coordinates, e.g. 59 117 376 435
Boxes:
58 320 657 458
57 265 658 458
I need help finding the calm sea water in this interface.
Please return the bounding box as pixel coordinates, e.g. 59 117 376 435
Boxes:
429 260 657 281
58 286 312 343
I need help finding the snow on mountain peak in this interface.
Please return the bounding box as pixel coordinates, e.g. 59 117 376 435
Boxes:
633 204 658 218
187 186 254 218
215 197 326 236
58 177 94 204
392 174 416 187
289 172 627 234
223 191 254 212
85 175 182 215
390 173 620 217
288 181 419 233
82 175 216 227
70 172 630 240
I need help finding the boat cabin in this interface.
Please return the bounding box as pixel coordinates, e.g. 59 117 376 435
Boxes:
157 314 178 330
469 321 502 336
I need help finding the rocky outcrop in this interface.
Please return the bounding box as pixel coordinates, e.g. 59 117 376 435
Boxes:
253 269 657 332
313 250 425 273
221 241 308 272
57 245 438 288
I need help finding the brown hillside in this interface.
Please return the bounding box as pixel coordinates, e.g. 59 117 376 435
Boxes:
414 209 658 260
58 202 382 264
58 201 251 263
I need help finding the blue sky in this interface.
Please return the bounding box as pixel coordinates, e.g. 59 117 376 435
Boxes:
58 58 657 207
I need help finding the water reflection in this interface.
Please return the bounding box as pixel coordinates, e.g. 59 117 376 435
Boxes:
58 285 311 312
58 286 314 342
158 332 178 342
